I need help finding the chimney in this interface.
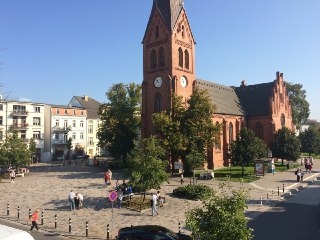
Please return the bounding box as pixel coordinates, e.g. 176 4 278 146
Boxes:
241 80 246 88
84 95 89 101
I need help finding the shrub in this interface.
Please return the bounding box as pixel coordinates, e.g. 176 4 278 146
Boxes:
172 184 214 201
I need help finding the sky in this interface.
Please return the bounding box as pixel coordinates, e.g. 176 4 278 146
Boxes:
1 0 319 121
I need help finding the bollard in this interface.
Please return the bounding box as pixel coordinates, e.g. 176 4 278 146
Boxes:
260 196 263 207
18 206 20 219
86 221 88 237
267 193 269 201
41 211 44 225
55 215 57 229
179 222 181 233
283 184 285 193
277 186 280 196
69 218 71 233
29 209 32 219
7 204 9 216
107 224 110 239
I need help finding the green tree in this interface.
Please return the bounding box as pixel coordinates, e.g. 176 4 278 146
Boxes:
183 88 221 160
127 136 168 201
286 82 310 130
299 126 320 156
271 127 301 165
66 137 73 160
230 128 267 176
153 94 187 170
28 138 37 162
186 149 206 184
98 83 141 163
186 186 253 240
0 129 30 168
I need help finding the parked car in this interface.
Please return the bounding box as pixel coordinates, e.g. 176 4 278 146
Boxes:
116 225 193 240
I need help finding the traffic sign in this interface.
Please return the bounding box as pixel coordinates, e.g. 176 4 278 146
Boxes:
109 191 118 202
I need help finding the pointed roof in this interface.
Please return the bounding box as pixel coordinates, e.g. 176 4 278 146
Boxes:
143 0 184 42
68 96 101 119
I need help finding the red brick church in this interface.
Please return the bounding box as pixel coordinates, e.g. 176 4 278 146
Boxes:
141 0 294 169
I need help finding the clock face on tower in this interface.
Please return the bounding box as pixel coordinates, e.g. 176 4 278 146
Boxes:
154 76 162 88
180 76 188 88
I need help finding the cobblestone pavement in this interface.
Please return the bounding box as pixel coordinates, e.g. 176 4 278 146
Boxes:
0 159 318 239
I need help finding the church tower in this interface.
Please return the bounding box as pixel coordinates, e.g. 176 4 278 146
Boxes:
141 0 196 137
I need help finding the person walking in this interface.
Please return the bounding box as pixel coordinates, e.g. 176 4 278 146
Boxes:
29 209 40 232
10 170 16 183
117 188 123 208
271 163 275 175
151 193 158 216
180 173 184 185
295 168 302 182
68 190 76 211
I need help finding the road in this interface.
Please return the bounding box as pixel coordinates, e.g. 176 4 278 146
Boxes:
248 181 320 240
0 218 66 240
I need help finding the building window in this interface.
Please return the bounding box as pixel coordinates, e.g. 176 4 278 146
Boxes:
13 105 26 114
80 132 84 140
64 120 68 129
155 25 159 38
158 47 165 68
88 137 93 146
215 121 221 150
0 131 2 140
0 116 2 125
154 93 162 113
72 120 76 128
81 110 84 115
281 114 285 127
88 125 93 134
184 49 189 69
33 117 41 126
33 131 40 139
72 132 76 140
65 109 68 114
55 119 59 127
178 48 183 68
73 110 76 115
34 106 40 113
80 120 84 128
229 123 233 144
150 49 157 69
21 130 26 139
181 25 185 38
57 109 60 114
55 133 59 140
0 104 3 111
255 122 264 139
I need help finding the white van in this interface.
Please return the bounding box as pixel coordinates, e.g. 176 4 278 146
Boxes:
0 224 35 240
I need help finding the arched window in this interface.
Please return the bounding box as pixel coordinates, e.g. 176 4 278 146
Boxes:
178 48 183 68
255 122 264 139
154 93 162 113
150 49 157 70
184 49 189 69
155 26 159 38
281 113 285 127
228 123 233 145
158 47 165 68
215 121 221 150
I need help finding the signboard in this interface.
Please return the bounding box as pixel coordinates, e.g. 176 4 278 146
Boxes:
174 162 183 170
109 191 118 202
254 160 265 176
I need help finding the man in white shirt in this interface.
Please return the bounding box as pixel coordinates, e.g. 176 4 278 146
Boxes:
68 190 75 211
151 193 158 216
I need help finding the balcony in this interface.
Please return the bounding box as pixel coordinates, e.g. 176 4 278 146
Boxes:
11 111 28 116
10 123 29 130
52 126 71 133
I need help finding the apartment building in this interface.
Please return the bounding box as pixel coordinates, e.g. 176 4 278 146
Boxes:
68 95 102 158
50 105 87 160
0 98 50 162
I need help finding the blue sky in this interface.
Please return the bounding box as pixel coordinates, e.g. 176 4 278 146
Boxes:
1 0 319 121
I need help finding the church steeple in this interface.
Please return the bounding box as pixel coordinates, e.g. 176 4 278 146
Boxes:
141 0 196 138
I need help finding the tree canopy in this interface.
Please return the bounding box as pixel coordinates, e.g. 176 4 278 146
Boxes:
127 136 169 200
286 82 310 130
299 126 320 156
271 127 301 164
153 88 221 172
186 186 253 240
0 129 31 168
230 128 267 175
98 83 141 162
